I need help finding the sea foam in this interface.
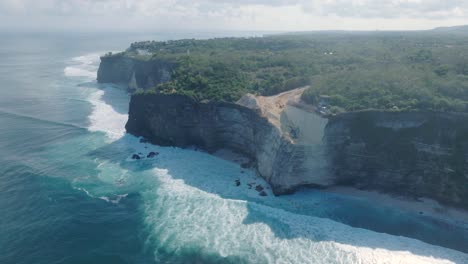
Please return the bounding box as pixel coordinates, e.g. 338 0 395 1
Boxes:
138 146 468 264
64 53 128 140
64 53 101 79
87 89 127 141
64 53 468 264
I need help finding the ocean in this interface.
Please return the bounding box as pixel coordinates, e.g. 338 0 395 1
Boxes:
0 32 467 264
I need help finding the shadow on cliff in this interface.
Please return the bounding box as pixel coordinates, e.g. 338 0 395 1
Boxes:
86 134 468 261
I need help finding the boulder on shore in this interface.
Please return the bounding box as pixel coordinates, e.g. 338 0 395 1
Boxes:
235 179 241 186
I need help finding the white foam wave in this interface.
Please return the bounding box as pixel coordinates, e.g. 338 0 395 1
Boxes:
74 187 128 204
64 66 96 79
62 52 468 263
99 194 129 204
121 142 468 264
144 166 467 264
74 187 95 198
64 53 128 141
64 53 101 79
66 129 468 263
87 89 127 141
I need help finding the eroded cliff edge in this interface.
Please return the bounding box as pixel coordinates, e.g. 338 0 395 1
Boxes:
125 92 322 195
124 90 468 209
98 55 468 209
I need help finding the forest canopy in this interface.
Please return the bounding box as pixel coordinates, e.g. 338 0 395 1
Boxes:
117 30 468 113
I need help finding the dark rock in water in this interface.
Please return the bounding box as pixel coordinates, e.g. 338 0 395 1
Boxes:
235 179 241 186
247 183 252 189
259 191 267 196
255 185 264 192
241 161 254 169
132 154 141 160
147 152 159 158
139 138 149 143
241 170 245 174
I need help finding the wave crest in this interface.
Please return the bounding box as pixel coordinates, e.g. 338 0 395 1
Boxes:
64 53 101 79
87 89 127 141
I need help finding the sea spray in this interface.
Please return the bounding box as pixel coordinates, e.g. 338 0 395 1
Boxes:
64 53 101 79
64 53 128 141
87 89 127 140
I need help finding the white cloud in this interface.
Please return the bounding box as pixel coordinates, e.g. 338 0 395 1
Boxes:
0 0 467 31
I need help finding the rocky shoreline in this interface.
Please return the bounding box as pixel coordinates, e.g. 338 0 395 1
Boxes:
98 55 468 210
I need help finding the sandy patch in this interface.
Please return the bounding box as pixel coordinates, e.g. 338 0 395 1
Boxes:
237 86 309 128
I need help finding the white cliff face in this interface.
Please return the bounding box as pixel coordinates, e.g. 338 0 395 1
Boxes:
237 88 334 190
255 124 284 186
280 105 332 186
123 85 468 209
125 88 332 195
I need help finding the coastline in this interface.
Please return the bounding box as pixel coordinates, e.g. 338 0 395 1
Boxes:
188 144 468 230
158 89 468 227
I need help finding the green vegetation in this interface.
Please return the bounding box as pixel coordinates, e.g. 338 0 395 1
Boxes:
303 66 468 113
121 30 468 112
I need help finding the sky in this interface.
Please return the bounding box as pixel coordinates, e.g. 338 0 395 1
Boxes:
1 0 468 32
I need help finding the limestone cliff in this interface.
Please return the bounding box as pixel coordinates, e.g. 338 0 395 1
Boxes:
125 91 468 209
125 93 312 194
326 111 468 208
98 53 468 209
97 53 174 90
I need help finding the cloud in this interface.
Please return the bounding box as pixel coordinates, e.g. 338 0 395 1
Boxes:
0 0 467 31
302 0 468 19
2 0 467 18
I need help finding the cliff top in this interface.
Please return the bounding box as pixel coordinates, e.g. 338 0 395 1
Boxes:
104 31 468 113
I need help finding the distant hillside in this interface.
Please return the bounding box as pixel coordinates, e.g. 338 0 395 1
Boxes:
433 25 468 33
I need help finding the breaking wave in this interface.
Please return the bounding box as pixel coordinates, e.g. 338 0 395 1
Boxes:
64 53 101 79
86 89 127 141
64 53 128 140
65 53 468 264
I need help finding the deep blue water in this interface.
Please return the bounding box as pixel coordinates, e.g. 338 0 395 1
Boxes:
0 32 467 264
0 32 158 264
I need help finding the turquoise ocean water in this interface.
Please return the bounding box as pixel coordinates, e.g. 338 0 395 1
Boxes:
0 32 467 264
